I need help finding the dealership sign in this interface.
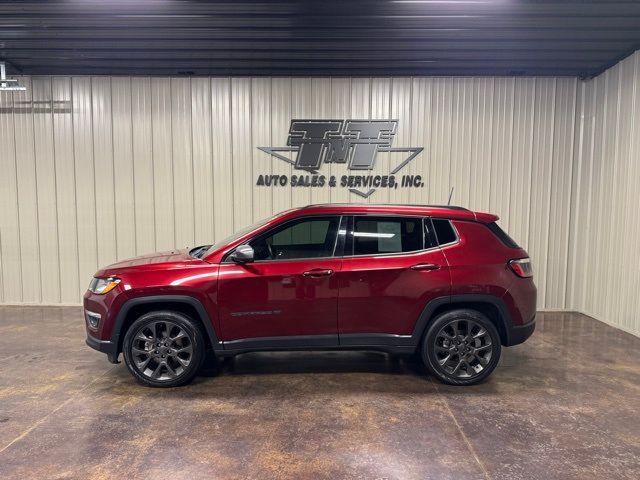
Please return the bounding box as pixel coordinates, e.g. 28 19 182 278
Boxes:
257 119 424 198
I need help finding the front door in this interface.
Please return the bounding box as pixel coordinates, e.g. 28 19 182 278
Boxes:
217 216 343 345
337 216 451 339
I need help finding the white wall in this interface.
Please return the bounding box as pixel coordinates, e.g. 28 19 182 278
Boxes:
0 64 631 337
567 50 640 336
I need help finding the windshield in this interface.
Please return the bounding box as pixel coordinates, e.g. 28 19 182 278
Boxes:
198 213 282 259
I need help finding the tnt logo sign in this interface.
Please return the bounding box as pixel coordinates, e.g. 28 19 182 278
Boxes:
287 120 397 171
258 119 424 198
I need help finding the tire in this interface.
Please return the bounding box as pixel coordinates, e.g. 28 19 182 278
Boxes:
123 311 206 388
421 309 501 386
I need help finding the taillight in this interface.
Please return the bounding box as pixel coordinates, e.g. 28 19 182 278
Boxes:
509 258 533 278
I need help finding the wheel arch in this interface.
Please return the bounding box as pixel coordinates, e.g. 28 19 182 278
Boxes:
112 295 222 358
413 294 512 346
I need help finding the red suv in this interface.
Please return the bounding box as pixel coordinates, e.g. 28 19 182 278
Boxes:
84 204 536 387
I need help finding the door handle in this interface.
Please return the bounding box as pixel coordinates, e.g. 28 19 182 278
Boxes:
302 268 334 277
410 263 441 271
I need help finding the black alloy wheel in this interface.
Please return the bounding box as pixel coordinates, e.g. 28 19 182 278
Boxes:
123 311 205 387
422 309 501 386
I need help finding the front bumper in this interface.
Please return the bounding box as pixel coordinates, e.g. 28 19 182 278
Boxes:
86 334 119 364
506 315 536 346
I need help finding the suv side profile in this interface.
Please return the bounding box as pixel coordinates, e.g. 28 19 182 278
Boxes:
84 204 536 387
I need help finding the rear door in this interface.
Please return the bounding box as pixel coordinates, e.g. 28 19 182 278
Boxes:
217 215 345 344
337 215 451 339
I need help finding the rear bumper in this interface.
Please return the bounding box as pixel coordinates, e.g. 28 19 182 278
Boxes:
86 335 119 363
506 315 536 346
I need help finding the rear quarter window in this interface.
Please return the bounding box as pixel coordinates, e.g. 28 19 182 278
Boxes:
486 222 519 248
432 219 458 245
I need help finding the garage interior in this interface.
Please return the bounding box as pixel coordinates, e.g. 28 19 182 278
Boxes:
1 1 639 479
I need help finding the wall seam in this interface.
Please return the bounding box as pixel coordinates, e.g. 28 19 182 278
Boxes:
150 78 157 252
566 80 585 309
109 77 118 261
70 78 82 299
543 78 557 309
169 79 176 249
129 77 138 255
563 79 579 308
29 79 43 303
49 78 62 304
189 77 196 244
89 77 99 274
581 79 597 312
209 77 216 242
249 78 255 221
229 78 235 232
507 78 516 231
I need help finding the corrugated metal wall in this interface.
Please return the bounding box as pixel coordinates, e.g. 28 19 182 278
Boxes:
0 75 579 308
567 50 640 336
0 71 619 326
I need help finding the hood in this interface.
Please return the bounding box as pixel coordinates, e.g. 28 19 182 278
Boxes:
95 249 200 276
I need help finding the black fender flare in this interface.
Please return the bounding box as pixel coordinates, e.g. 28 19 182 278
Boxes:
111 295 223 356
411 294 513 345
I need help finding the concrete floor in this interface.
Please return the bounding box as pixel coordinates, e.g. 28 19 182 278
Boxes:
0 308 638 479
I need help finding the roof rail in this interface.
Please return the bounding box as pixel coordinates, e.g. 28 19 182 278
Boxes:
302 203 470 211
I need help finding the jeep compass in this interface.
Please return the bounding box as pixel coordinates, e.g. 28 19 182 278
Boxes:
84 204 536 387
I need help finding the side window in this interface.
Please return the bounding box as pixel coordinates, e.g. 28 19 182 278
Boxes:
250 216 340 261
432 219 458 245
351 216 423 255
424 217 438 249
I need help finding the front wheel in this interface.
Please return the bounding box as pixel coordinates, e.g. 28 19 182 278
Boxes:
422 309 501 386
123 311 205 388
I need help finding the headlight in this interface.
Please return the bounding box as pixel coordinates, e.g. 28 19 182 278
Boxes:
88 277 121 295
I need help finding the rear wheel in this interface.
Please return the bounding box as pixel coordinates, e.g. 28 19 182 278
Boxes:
123 311 205 388
422 309 501 386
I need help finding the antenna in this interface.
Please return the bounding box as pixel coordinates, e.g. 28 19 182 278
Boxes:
0 62 26 92
447 187 454 206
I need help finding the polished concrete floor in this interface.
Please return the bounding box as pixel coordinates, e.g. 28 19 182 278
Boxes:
0 308 638 479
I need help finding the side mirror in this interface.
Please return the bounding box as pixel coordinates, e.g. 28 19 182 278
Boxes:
232 244 254 263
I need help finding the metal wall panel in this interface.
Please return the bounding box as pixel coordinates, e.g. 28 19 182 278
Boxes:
0 66 634 338
71 77 98 301
0 85 20 302
527 78 556 309
210 78 233 240
32 77 60 304
171 78 195 249
191 78 215 246
130 77 155 255
151 78 174 252
111 77 136 262
547 78 578 308
290 78 313 209
91 77 117 269
567 50 640 336
13 77 40 303
52 77 80 303
231 78 253 230
251 78 273 220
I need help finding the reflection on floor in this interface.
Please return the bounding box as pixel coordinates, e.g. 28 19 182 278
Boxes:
0 307 638 479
